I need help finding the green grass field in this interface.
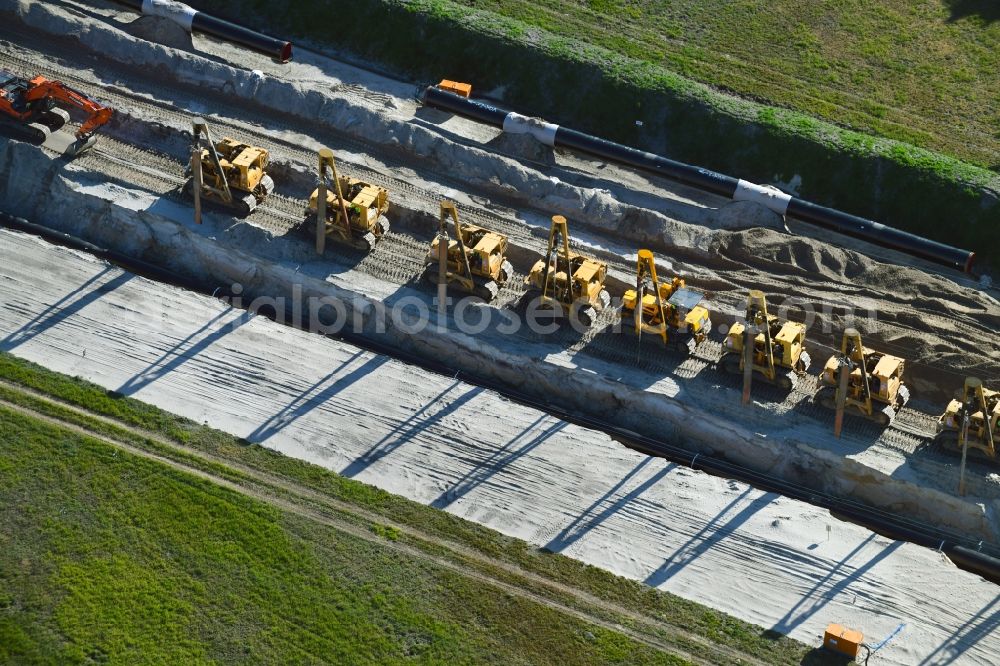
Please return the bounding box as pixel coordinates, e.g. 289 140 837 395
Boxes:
451 0 1000 170
1 408 691 664
0 351 823 664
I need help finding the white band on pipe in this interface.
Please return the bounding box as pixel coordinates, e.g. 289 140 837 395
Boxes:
502 112 559 147
733 179 792 215
142 0 197 31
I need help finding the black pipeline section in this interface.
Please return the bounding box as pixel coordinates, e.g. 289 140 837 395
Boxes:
113 0 292 62
422 86 976 273
2 211 997 583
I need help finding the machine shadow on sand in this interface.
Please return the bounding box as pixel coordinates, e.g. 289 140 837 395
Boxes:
431 415 568 509
786 394 886 456
244 351 386 445
643 489 777 588
918 596 1000 665
377 276 587 357
545 458 675 554
114 308 252 397
573 320 696 391
340 381 484 478
0 269 131 352
771 535 902 636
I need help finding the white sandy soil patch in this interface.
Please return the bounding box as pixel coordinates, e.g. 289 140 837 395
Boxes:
1 228 998 665
1 136 996 544
2 0 996 396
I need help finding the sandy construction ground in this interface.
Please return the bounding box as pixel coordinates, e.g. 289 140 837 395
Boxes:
0 0 999 662
0 0 998 541
1 228 998 665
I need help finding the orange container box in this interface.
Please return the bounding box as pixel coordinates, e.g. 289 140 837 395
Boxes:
438 79 472 98
823 623 864 658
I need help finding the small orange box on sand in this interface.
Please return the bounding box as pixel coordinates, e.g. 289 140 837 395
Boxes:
824 623 863 658
438 79 472 98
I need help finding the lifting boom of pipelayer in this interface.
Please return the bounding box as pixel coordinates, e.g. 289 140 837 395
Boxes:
421 86 976 273
112 0 292 62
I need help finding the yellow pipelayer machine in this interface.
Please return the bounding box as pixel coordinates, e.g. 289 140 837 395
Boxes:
424 200 512 301
815 328 909 434
305 148 390 253
721 290 811 401
938 377 998 460
524 215 610 327
621 249 711 354
187 117 274 220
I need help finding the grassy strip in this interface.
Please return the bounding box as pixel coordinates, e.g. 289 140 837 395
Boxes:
423 0 1000 171
0 350 814 663
190 0 999 269
0 406 696 664
0 385 734 661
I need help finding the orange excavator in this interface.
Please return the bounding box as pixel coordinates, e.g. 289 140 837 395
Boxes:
0 71 112 154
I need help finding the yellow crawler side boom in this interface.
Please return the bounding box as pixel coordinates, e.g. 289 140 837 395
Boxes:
815 328 909 433
720 290 810 399
620 249 711 354
306 148 390 253
188 117 274 219
524 215 610 328
423 201 511 302
938 377 998 460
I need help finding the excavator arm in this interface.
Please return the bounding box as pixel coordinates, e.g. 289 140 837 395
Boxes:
24 76 112 139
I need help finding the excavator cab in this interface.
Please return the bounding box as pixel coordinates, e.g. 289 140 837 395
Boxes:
0 71 111 153
0 74 29 112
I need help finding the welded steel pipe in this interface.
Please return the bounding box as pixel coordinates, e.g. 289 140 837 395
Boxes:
113 0 292 62
422 86 976 273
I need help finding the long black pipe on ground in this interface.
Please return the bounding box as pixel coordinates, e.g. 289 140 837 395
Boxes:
422 86 977 273
113 0 292 62
2 211 997 582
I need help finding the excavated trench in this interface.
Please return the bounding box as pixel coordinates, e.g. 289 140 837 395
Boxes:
56 106 996 415
2 0 1000 544
4 0 997 402
2 138 998 547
